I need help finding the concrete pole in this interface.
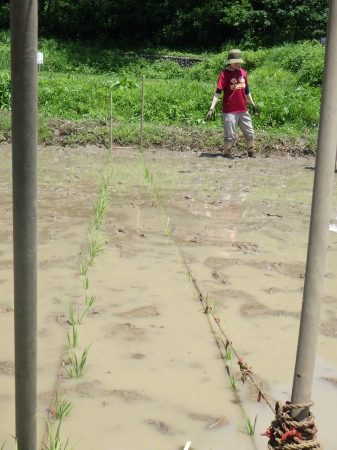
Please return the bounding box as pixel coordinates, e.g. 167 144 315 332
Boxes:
291 0 337 421
11 0 38 448
140 75 145 149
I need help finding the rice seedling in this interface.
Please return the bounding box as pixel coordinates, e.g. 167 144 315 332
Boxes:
82 275 89 290
68 297 95 325
184 270 191 282
43 418 78 450
64 344 92 378
202 298 223 315
85 295 95 306
55 393 74 420
1 442 5 450
164 218 170 236
86 228 104 266
67 324 79 349
238 408 258 436
229 373 237 390
93 188 108 229
79 260 88 276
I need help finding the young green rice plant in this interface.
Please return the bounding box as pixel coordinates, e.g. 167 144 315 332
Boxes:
82 275 89 290
93 188 108 229
164 218 170 237
69 297 95 325
86 228 104 266
1 442 5 450
239 408 258 436
80 260 89 276
221 338 232 364
43 417 78 450
229 372 237 390
67 324 79 349
85 295 95 306
64 344 92 378
55 393 74 420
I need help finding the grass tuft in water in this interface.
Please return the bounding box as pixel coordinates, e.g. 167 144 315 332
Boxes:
64 344 92 378
67 324 79 349
55 393 74 420
68 297 95 325
239 408 258 436
43 417 78 450
229 373 237 390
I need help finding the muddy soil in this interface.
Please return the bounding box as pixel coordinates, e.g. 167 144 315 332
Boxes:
0 144 336 450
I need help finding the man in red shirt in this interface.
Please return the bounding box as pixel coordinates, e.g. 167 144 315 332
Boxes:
206 49 259 158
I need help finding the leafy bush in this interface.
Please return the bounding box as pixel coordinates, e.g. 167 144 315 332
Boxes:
0 70 10 110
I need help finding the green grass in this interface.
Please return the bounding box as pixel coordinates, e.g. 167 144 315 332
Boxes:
0 40 324 152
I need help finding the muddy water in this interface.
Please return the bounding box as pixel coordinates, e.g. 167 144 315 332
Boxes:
0 145 337 449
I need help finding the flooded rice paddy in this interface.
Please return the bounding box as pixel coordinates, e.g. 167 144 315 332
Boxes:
0 144 337 449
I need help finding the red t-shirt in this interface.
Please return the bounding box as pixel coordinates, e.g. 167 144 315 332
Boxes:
216 68 248 114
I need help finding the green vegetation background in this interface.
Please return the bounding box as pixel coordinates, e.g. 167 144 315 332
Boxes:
0 34 324 152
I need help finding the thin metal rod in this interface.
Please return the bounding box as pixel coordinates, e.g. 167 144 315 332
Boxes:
11 0 38 448
291 0 337 421
140 75 145 149
110 92 113 152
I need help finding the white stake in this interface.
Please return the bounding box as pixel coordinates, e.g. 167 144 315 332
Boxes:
183 442 191 450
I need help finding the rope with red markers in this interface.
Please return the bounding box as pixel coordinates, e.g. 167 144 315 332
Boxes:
180 256 322 449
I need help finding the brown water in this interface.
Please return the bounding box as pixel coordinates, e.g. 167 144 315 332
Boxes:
0 145 336 450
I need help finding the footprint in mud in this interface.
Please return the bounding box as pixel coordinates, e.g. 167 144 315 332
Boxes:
240 302 300 318
115 306 159 318
252 260 305 278
212 271 229 285
322 377 337 387
323 296 337 304
0 306 13 313
319 320 337 338
0 361 15 375
113 323 146 340
145 420 171 434
74 381 110 398
38 390 67 403
206 257 306 279
190 413 228 429
205 257 244 269
113 390 146 400
132 353 145 359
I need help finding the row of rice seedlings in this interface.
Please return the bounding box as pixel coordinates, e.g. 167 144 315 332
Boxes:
137 150 260 439
43 143 113 450
79 169 112 275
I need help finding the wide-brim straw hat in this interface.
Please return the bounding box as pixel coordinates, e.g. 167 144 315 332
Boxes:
225 49 244 65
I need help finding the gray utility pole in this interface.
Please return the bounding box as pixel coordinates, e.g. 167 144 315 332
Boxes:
11 0 38 448
291 0 337 421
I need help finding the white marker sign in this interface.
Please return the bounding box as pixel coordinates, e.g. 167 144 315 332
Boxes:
37 52 44 64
